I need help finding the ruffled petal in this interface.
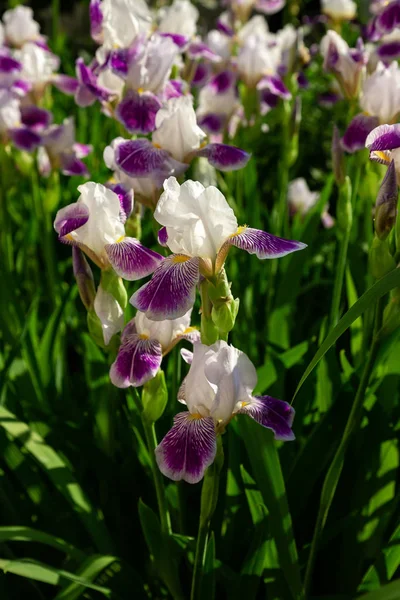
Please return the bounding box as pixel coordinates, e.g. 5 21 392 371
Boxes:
155 412 217 484
130 255 200 321
110 335 162 388
105 237 163 281
195 143 251 171
239 395 295 441
115 90 162 135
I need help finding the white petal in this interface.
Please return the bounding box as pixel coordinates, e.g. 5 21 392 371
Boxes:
3 6 40 46
94 285 124 346
158 0 198 38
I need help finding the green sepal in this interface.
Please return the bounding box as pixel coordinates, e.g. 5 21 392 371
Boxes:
100 269 128 309
142 370 168 424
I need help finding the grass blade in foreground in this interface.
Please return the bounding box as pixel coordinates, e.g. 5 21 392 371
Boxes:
358 579 400 600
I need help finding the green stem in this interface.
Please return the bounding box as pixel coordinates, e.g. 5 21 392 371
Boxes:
190 437 224 600
142 416 172 534
303 296 384 597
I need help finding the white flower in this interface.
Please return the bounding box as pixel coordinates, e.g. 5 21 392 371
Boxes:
158 0 198 38
0 89 21 133
0 22 4 47
182 341 256 424
101 0 151 49
3 6 40 46
206 30 232 61
360 62 400 124
197 81 238 119
94 284 124 346
16 43 59 85
135 309 192 349
288 178 319 215
237 16 273 45
321 0 356 20
154 177 238 259
237 37 280 87
152 96 206 162
126 35 178 94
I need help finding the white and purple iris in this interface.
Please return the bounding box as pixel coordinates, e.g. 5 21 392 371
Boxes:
110 309 200 388
155 341 295 484
54 181 162 278
131 177 306 321
366 123 400 183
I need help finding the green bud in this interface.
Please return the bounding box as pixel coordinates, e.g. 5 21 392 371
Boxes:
100 269 128 310
375 160 397 241
212 297 240 335
369 234 396 279
201 316 219 345
142 370 168 423
72 247 96 310
87 308 107 348
16 150 34 177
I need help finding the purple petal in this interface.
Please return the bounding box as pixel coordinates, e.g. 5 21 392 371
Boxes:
187 42 221 62
130 255 200 321
107 183 133 222
90 0 103 43
342 114 379 154
9 128 41 152
53 74 79 95
209 70 235 94
192 63 211 87
75 85 96 107
115 91 162 135
76 58 110 103
365 123 400 151
159 32 188 49
155 412 217 483
158 226 168 247
195 143 251 171
110 48 130 77
255 0 286 14
105 237 163 281
54 202 89 239
377 41 400 61
239 396 295 441
297 71 309 89
11 79 31 97
376 2 400 35
198 113 226 134
110 335 162 388
257 75 291 100
164 79 185 99
60 154 89 177
0 54 21 74
20 105 52 131
115 138 187 179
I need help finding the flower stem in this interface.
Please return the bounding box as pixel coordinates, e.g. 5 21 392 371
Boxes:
304 296 384 596
190 436 224 600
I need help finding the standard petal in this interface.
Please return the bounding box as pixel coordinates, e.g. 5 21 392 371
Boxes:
110 335 162 388
365 123 400 151
195 143 251 171
54 202 89 240
342 114 379 153
114 138 187 179
239 395 295 441
130 255 200 321
155 412 217 484
115 90 162 135
105 237 163 281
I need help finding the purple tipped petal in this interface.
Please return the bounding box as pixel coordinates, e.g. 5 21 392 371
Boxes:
53 74 79 95
159 32 189 49
209 70 235 94
11 79 31 97
195 143 250 171
255 0 286 14
130 255 200 321
257 75 291 100
192 63 211 87
116 91 162 135
60 154 89 177
0 54 21 74
20 105 52 131
110 335 162 388
376 2 400 35
239 396 295 441
158 226 168 247
54 202 89 239
155 412 217 484
365 123 400 151
115 138 187 179
187 42 221 62
164 79 185 99
377 41 400 61
107 183 133 222
9 128 41 152
76 58 111 103
74 143 92 158
90 0 103 43
105 237 163 281
342 114 379 154
198 113 226 134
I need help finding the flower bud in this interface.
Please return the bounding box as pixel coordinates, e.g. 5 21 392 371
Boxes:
375 160 398 241
100 269 128 310
142 370 168 423
72 247 96 310
212 297 240 335
369 234 396 280
332 125 345 186
87 307 107 348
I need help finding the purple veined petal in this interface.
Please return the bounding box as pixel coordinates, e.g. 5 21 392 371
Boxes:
73 143 92 158
20 105 52 131
238 395 295 441
195 143 251 172
115 138 187 178
0 54 21 74
342 114 379 154
9 128 41 152
159 32 189 49
60 154 90 177
158 226 168 247
376 1 400 35
257 75 291 100
54 202 89 240
365 123 400 151
105 237 163 281
187 42 221 63
115 90 162 135
198 113 226 134
255 0 286 15
130 255 200 321
110 335 162 388
377 41 400 61
90 0 103 44
107 183 134 222
209 70 236 94
52 74 79 95
155 412 217 484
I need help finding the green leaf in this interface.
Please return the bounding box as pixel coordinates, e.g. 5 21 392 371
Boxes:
360 521 400 592
293 267 400 399
358 579 400 600
54 555 119 600
200 532 216 600
142 370 168 423
0 526 86 562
